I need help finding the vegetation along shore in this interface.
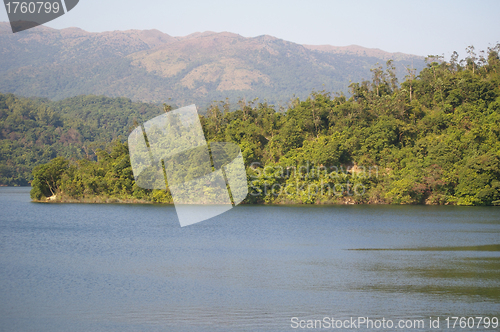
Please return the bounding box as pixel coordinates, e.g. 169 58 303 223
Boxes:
1 46 499 206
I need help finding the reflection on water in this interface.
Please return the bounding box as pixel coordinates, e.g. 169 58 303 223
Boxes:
351 244 500 251
357 254 500 300
0 187 499 331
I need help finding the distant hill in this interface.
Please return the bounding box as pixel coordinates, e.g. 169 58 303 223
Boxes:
0 22 425 107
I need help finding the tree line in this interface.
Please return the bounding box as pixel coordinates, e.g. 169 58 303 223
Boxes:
6 44 500 205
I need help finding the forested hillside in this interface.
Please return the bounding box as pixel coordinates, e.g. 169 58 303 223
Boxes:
10 45 500 205
0 94 163 185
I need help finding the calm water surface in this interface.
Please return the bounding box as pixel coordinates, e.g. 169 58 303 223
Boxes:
0 187 499 331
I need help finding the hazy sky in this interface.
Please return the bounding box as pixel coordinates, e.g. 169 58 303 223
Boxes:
2 0 499 58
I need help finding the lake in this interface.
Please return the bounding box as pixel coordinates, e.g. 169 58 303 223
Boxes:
0 187 499 331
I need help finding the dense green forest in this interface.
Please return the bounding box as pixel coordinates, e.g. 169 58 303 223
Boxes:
0 94 164 185
3 45 500 205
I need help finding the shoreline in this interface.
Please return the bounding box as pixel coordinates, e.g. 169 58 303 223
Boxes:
32 196 455 206
32 196 170 205
7 187 496 206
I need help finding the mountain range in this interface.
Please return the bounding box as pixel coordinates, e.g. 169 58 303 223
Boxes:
0 22 426 108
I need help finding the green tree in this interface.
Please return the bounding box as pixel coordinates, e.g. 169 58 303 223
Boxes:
30 157 69 199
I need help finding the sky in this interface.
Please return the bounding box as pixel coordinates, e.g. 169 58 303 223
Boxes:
1 0 499 58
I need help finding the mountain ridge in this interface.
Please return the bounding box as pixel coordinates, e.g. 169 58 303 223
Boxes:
0 22 425 107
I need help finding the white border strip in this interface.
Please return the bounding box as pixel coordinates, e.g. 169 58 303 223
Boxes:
60 0 68 13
